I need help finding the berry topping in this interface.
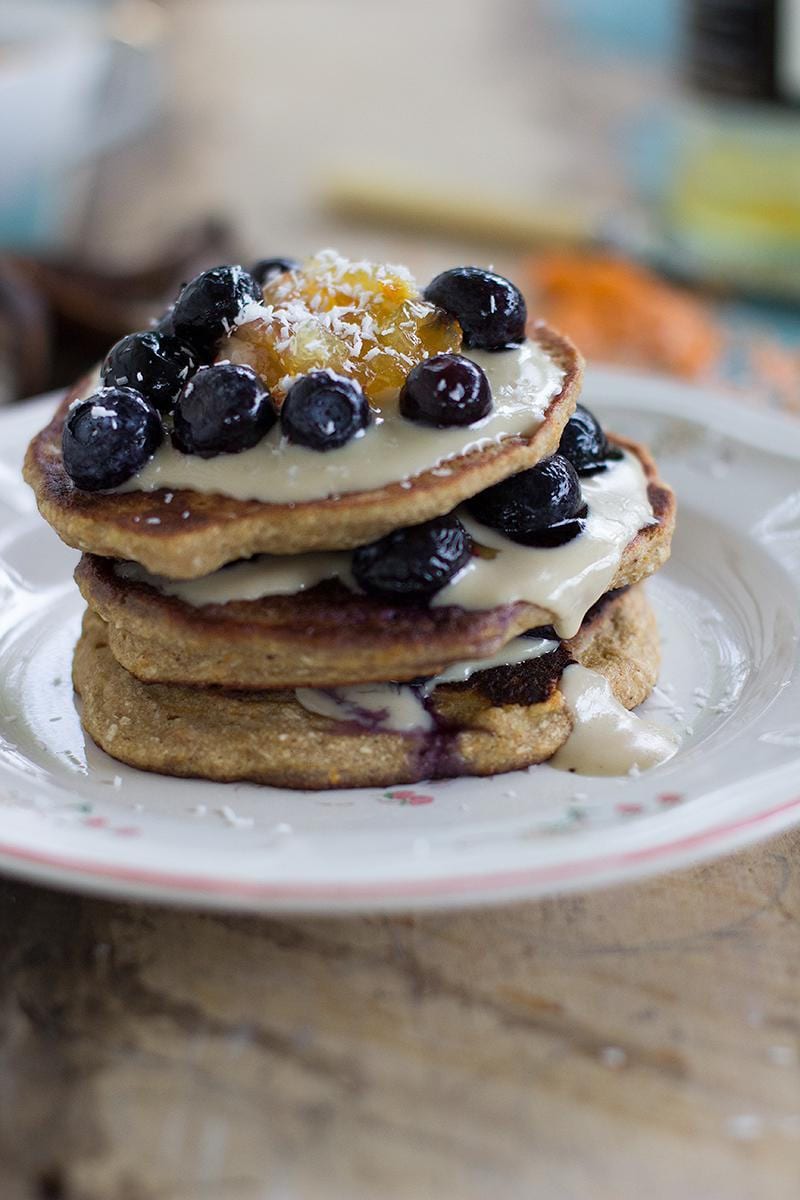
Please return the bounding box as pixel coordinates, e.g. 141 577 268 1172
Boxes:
423 267 527 351
352 516 472 602
223 250 461 406
281 371 371 451
172 363 276 458
558 404 623 476
467 454 585 546
250 256 300 286
170 266 262 359
101 331 197 413
399 353 492 427
62 387 162 491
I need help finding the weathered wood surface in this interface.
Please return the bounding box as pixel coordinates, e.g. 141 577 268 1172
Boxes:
1 835 800 1200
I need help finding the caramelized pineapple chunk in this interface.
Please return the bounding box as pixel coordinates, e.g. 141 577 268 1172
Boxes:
222 250 462 406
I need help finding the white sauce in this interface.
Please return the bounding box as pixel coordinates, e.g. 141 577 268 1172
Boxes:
294 636 557 732
421 636 557 691
295 653 679 780
116 554 355 605
295 684 433 733
550 664 679 776
113 339 563 504
438 451 653 637
115 450 653 640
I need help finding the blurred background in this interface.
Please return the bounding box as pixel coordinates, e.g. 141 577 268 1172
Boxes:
2 0 800 412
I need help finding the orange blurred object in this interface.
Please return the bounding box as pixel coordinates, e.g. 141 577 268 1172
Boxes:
526 252 723 379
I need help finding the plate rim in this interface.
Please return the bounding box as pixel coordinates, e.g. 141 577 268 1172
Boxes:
2 369 800 912
0 790 798 913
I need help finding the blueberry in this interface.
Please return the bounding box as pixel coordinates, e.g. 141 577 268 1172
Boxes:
170 266 263 359
172 363 276 458
153 305 176 336
423 267 527 351
62 387 162 491
250 256 300 286
467 455 585 546
558 404 623 476
399 353 492 427
352 516 472 602
101 331 197 413
281 371 371 451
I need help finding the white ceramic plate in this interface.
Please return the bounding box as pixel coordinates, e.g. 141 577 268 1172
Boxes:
2 372 800 913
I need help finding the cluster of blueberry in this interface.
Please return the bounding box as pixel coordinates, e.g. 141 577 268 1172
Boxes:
351 406 620 602
399 266 526 426
61 263 528 493
63 262 265 490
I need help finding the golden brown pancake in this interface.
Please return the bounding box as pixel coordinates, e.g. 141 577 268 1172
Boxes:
75 435 673 690
24 326 581 579
73 585 659 789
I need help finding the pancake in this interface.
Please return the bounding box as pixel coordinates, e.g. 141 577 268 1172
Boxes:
23 325 581 579
75 435 673 690
72 584 660 790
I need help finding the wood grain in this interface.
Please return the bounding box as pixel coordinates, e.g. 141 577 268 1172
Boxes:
1 836 800 1200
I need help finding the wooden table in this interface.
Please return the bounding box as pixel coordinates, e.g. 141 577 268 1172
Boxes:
2 836 800 1200
4 3 798 1196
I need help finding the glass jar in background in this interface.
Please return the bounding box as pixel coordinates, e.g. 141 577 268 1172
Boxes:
666 1 800 298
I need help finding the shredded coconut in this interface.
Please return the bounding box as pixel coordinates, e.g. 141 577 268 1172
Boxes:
218 805 255 829
228 249 432 389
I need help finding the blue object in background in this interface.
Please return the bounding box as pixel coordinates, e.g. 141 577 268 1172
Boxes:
0 0 165 251
555 0 678 60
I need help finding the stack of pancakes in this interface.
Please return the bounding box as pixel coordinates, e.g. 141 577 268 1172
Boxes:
23 257 675 790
